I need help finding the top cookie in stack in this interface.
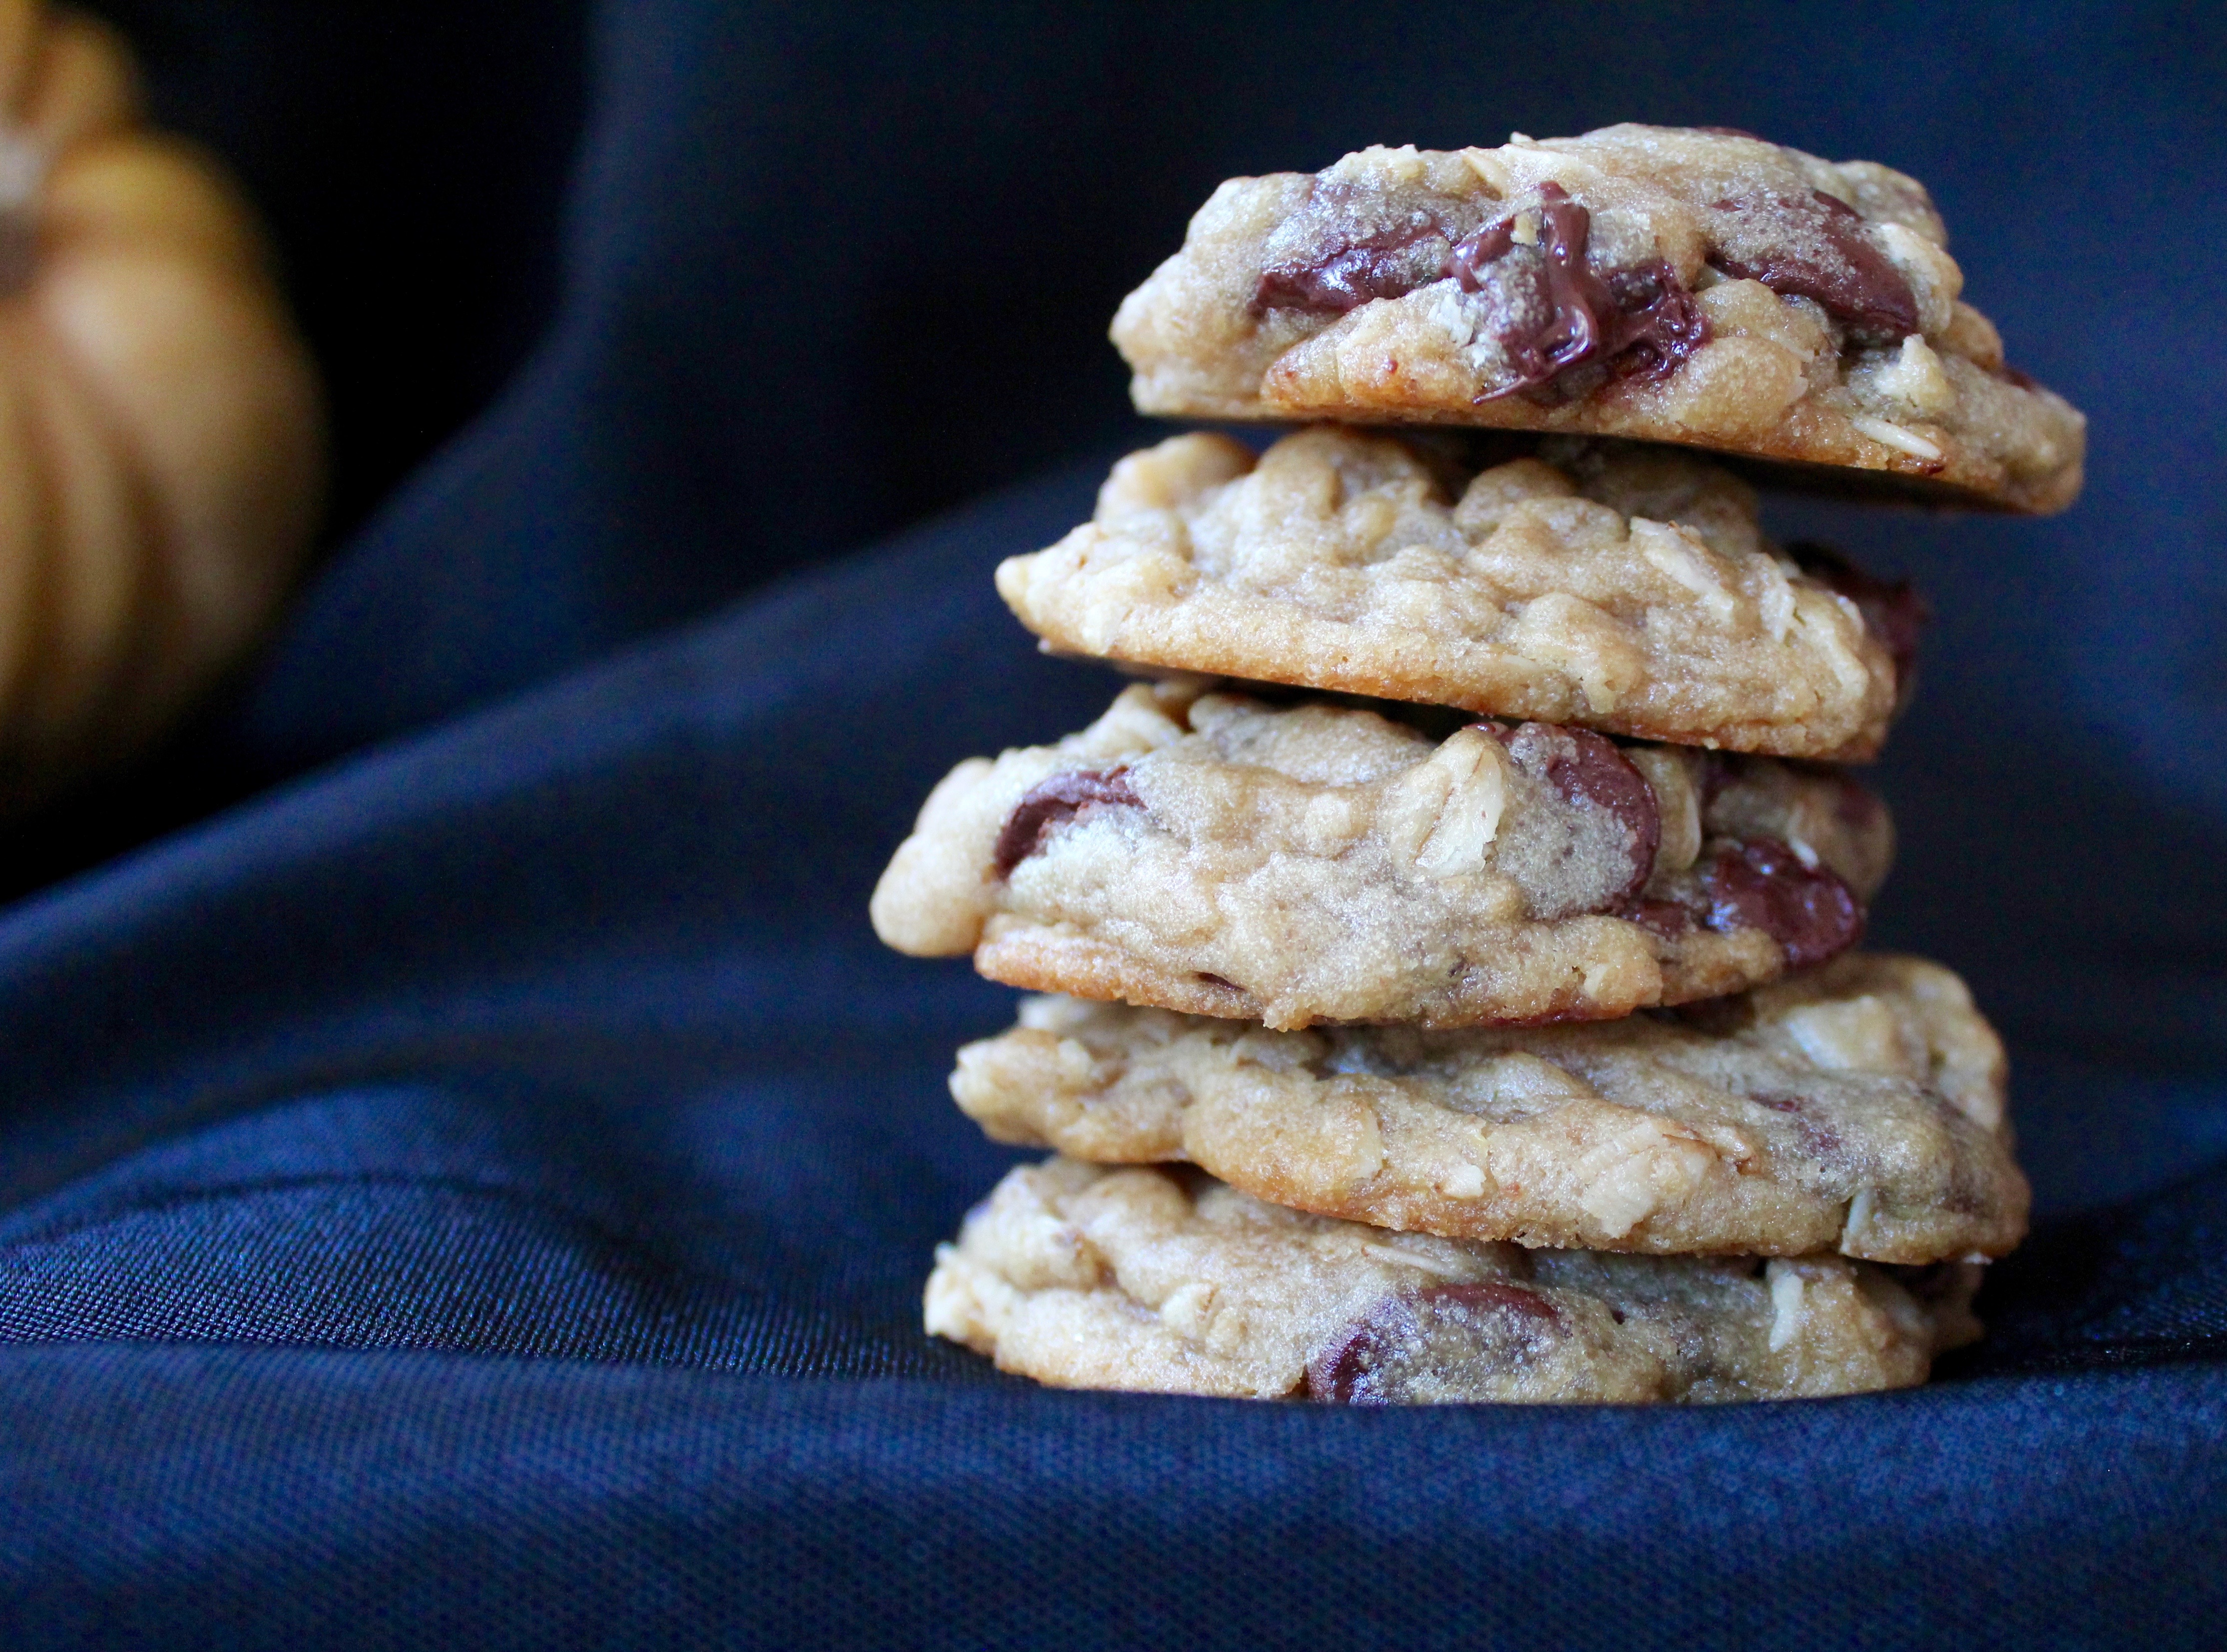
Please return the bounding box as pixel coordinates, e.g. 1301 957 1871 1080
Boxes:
1112 125 2084 512
880 125 2075 1405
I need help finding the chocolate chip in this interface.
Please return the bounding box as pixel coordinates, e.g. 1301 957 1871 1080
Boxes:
1307 1282 1563 1405
1708 190 1920 346
1442 183 1710 403
1251 180 1463 316
1441 216 1515 289
1698 838 1864 968
1789 541 1929 684
1253 225 1449 314
1624 898 1696 940
992 769 1144 878
1482 721 1663 906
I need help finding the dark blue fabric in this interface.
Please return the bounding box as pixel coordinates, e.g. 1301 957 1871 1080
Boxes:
4 1 2227 1646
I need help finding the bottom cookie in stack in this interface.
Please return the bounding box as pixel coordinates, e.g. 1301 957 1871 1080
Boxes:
924 955 2024 1404
927 1160 1981 1403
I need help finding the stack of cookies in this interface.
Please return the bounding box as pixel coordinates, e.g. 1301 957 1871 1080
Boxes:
873 125 2084 1404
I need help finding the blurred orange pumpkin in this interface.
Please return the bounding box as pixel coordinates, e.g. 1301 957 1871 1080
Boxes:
0 0 322 804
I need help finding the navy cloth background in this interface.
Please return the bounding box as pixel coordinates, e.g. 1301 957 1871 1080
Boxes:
4 2 2227 1645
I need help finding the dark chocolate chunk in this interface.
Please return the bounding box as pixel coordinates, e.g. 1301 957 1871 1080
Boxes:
1482 720 1664 905
1251 180 1463 316
1708 190 1920 346
1698 838 1864 967
1442 182 1709 403
1307 1281 1563 1405
1625 898 1696 941
1440 216 1515 288
1253 223 1450 314
992 769 1143 877
1788 541 1930 684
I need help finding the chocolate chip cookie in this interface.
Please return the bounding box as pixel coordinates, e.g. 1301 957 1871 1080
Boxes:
871 680 1890 1028
1113 126 2084 511
951 954 2022 1263
926 1158 1981 1402
1000 427 1916 759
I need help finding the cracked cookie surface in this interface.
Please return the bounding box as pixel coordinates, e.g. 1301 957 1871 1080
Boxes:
1113 126 2084 512
871 680 1890 1029
1000 427 1913 759
926 1158 1982 1403
952 955 2023 1264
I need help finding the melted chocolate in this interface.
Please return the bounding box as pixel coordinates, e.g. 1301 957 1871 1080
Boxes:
1697 838 1865 967
1250 181 1462 316
1481 721 1663 906
1307 1282 1562 1405
1789 541 1930 684
1709 191 1920 346
992 769 1143 878
1442 182 1709 403
1253 221 1450 314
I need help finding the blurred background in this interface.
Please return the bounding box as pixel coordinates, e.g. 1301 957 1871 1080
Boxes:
22 0 2227 1213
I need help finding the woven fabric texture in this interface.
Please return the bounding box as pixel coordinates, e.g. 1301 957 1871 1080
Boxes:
4 1 2225 1645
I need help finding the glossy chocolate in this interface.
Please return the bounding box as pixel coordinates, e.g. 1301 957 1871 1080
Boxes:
1698 838 1866 967
1709 190 1920 345
1625 835 1865 968
1250 180 1462 316
1444 183 1709 402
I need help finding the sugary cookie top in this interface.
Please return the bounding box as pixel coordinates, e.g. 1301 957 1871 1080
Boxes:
1000 427 1914 758
1114 126 2085 511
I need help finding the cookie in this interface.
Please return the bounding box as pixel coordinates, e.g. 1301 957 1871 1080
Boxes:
951 954 2023 1264
1112 127 2084 512
925 1158 1981 1403
999 427 1916 760
871 680 1891 1029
